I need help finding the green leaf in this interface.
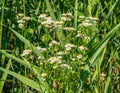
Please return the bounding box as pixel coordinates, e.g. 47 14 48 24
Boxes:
2 24 41 56
0 50 31 69
0 67 41 92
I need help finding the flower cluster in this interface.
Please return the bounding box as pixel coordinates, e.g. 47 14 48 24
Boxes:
38 14 64 28
17 13 31 29
78 16 99 27
65 43 76 51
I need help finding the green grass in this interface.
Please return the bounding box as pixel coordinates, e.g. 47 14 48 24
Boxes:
0 0 120 93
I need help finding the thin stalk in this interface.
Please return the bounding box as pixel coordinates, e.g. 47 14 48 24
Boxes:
88 0 92 16
0 0 4 49
0 58 12 93
74 0 78 30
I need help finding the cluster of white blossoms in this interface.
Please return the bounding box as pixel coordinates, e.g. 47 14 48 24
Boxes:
19 12 99 72
38 14 64 28
17 13 31 29
48 56 62 64
78 16 99 27
49 40 60 47
36 46 47 52
21 49 32 57
65 43 76 51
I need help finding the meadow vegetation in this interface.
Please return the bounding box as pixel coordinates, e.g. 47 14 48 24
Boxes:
0 0 120 93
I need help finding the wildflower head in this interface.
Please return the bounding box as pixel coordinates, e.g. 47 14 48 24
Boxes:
21 49 32 57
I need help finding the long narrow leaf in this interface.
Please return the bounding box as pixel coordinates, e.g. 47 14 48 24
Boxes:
0 50 31 69
0 58 11 93
2 24 41 56
80 23 120 84
0 67 41 92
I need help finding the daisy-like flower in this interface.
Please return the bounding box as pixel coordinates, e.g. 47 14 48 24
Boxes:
36 46 47 52
38 56 45 60
65 43 76 48
61 17 68 21
48 57 62 64
65 43 76 51
38 14 46 19
77 54 83 59
63 27 75 31
21 49 32 56
57 51 64 56
18 23 24 29
76 34 82 38
79 45 88 51
22 16 31 21
41 73 47 77
60 64 72 70
49 40 60 47
80 22 93 27
87 17 99 21
66 13 73 18
72 58 76 61
18 13 24 17
79 16 85 19
17 20 25 24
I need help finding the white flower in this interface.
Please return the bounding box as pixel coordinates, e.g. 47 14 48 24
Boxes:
79 16 85 19
22 16 31 21
36 46 46 52
65 43 76 51
79 45 85 51
63 27 75 31
38 56 45 60
38 14 46 19
61 17 68 21
57 51 64 55
17 20 25 23
48 57 62 64
60 64 72 70
76 34 82 38
18 13 24 17
77 54 83 59
81 22 93 27
65 43 76 48
87 17 99 21
41 73 47 77
18 23 24 29
21 49 32 56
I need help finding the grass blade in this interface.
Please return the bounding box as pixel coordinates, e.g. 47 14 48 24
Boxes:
80 23 120 85
0 50 31 69
0 58 11 93
45 0 56 20
0 67 42 92
2 24 41 56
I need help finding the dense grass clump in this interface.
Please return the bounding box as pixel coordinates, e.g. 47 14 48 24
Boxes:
0 0 120 93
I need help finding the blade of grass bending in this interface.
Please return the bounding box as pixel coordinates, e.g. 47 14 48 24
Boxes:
80 23 120 85
105 0 119 20
92 47 106 82
0 67 42 92
2 24 41 56
90 23 120 65
0 50 31 69
45 0 56 21
0 58 11 93
0 50 50 93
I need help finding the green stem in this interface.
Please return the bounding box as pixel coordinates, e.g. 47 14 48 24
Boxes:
0 0 4 49
74 0 78 30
